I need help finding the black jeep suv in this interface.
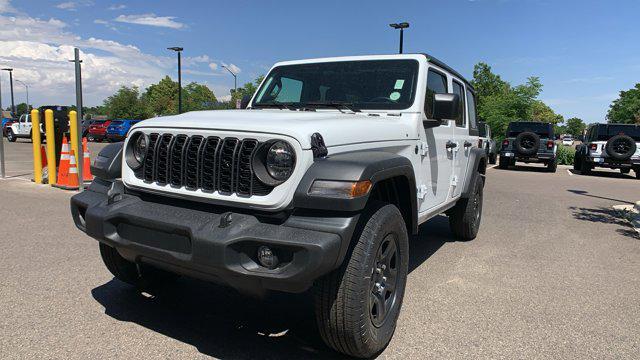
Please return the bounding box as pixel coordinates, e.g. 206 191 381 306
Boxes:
499 121 557 172
574 123 640 179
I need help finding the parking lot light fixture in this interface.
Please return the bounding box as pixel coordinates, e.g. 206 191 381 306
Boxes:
167 47 184 114
15 79 29 112
222 65 238 95
389 22 410 54
2 68 15 116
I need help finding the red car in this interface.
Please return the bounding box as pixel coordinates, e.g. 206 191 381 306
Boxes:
87 120 111 142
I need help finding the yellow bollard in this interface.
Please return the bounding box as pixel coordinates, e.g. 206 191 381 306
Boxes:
69 111 80 167
45 109 57 185
31 109 43 184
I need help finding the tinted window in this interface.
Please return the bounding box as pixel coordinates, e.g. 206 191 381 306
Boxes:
478 122 487 137
597 125 640 141
452 81 465 127
507 122 552 137
110 121 123 126
254 60 419 110
466 89 477 130
425 69 448 120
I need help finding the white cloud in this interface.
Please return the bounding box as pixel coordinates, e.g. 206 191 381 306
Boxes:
114 13 184 29
182 55 210 67
208 62 218 71
56 2 77 10
108 4 126 10
93 19 107 24
0 0 16 13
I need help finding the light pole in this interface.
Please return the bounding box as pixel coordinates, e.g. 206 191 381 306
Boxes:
222 65 237 95
167 47 183 114
2 68 15 116
15 79 29 112
389 22 410 54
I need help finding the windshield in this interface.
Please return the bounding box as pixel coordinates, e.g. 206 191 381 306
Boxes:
597 125 640 141
253 60 419 111
478 123 487 137
507 122 552 137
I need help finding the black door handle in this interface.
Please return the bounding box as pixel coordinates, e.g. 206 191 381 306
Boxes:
446 141 457 149
464 141 473 148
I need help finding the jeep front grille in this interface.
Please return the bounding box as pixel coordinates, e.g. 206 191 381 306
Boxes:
136 133 273 196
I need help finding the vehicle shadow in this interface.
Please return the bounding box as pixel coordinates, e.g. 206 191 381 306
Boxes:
91 216 454 359
494 165 549 173
569 205 638 240
567 168 635 180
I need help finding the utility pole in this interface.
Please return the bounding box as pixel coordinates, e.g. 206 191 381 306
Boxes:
389 22 410 54
0 72 4 178
167 47 184 114
69 48 84 191
2 68 15 116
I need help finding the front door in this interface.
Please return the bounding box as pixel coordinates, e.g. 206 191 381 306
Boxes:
418 68 455 213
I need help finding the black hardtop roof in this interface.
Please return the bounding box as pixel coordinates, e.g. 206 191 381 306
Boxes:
510 121 553 125
590 122 640 128
418 53 474 92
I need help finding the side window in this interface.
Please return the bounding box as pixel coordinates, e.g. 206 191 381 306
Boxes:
466 88 477 131
452 80 465 127
425 69 448 121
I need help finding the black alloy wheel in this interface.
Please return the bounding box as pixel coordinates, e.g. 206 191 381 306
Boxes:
370 234 400 327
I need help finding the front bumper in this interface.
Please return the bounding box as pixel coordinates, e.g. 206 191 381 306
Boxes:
70 180 358 294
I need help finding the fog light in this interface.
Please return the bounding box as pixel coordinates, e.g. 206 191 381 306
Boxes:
257 246 278 269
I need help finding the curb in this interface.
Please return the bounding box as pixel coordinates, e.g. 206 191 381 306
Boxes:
613 201 640 236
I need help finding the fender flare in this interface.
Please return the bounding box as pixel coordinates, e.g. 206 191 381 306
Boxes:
461 147 487 198
91 142 123 180
292 150 417 233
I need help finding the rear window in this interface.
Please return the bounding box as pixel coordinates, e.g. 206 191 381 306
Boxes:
110 121 123 126
478 123 487 137
597 125 640 141
507 122 552 138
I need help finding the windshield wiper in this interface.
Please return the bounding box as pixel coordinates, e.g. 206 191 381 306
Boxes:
303 101 361 113
253 101 299 110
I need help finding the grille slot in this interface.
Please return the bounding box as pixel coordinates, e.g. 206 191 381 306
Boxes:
135 133 273 197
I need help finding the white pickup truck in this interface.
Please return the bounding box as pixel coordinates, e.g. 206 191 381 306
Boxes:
6 113 44 142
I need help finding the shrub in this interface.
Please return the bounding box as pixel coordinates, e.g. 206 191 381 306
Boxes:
556 145 575 165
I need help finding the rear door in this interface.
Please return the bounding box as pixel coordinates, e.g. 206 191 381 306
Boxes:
451 80 476 198
418 68 455 213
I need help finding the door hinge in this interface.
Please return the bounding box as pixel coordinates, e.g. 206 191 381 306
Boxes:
451 175 458 187
417 184 428 199
419 141 429 156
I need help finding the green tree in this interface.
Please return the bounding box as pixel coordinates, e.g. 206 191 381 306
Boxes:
471 62 509 108
103 86 150 119
230 75 265 107
143 76 179 116
565 117 586 137
607 83 640 124
15 103 29 117
183 82 218 111
531 100 564 125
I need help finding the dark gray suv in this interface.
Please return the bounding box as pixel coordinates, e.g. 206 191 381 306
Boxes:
499 121 557 172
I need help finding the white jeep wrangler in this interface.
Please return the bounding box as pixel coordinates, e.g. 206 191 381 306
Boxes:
71 54 487 358
6 113 44 142
574 123 640 179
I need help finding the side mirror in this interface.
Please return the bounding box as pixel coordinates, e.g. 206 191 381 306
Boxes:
433 93 459 121
240 95 251 109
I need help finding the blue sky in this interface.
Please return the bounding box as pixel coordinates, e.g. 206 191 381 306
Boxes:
1 0 639 123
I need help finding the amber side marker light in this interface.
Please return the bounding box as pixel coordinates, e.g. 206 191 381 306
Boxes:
308 180 372 199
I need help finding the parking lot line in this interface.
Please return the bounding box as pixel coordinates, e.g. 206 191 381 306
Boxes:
566 169 573 176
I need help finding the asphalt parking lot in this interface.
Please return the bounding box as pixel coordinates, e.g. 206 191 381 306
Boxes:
1 138 638 359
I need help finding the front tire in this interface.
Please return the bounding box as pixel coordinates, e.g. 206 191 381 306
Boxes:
489 153 497 165
580 159 591 175
99 243 177 289
498 156 510 169
315 203 409 358
7 129 16 142
449 174 484 241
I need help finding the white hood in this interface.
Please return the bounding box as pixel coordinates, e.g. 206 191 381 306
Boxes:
132 109 416 149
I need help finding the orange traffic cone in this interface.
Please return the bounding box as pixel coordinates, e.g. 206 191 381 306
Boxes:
61 149 80 190
55 136 70 188
40 145 49 184
82 137 93 182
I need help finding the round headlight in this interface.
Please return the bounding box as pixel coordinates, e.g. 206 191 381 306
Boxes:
133 134 147 164
266 141 295 181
